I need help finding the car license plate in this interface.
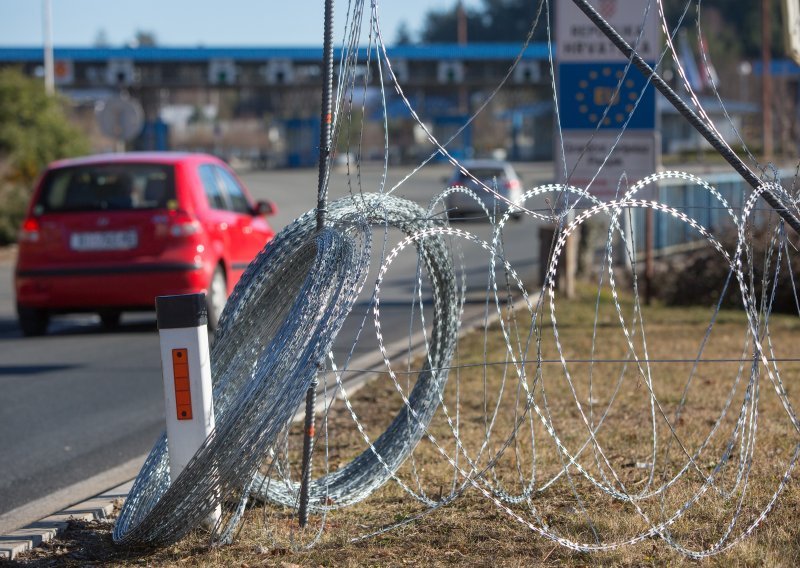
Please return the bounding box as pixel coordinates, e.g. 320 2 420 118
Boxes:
70 230 138 251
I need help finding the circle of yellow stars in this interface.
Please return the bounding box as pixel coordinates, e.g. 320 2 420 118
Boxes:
575 67 638 127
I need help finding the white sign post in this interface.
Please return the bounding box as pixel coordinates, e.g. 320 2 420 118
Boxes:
553 0 661 292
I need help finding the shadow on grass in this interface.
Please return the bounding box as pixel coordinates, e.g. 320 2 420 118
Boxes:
11 519 213 567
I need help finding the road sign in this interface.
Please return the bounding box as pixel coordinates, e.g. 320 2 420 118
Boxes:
555 0 660 198
558 62 656 130
556 130 659 195
96 97 144 143
556 0 660 63
782 0 800 66
53 59 73 85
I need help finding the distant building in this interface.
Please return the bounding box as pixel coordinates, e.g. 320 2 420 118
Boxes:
0 45 550 164
0 46 767 165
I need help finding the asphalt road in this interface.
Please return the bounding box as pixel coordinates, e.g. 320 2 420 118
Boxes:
0 161 554 531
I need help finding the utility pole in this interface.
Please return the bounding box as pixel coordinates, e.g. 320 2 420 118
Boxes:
457 0 467 45
457 0 468 114
762 0 774 161
43 0 54 95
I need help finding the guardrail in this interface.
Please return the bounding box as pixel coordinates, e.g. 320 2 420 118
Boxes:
631 168 796 255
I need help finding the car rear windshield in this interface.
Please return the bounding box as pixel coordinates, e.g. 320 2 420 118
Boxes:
35 163 176 213
456 168 506 182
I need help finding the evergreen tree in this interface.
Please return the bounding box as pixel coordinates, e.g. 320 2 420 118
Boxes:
420 0 549 44
0 68 89 243
418 0 784 59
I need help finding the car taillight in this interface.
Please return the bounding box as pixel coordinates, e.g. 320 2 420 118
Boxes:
168 210 201 237
504 179 521 191
19 217 40 243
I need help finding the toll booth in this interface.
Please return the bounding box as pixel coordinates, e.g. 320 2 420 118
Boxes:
134 119 170 151
284 117 321 168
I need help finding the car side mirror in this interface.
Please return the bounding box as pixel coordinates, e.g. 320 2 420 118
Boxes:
254 200 277 216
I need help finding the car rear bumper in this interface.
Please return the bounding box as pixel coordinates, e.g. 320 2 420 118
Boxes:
15 261 207 310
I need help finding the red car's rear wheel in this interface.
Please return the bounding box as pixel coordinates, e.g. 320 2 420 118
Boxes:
17 304 49 337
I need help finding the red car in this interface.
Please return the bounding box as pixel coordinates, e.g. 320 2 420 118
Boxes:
14 152 276 336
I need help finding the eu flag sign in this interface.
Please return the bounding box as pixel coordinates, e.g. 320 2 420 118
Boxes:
558 62 656 131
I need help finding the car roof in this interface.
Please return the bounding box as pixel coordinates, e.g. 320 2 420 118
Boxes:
455 159 513 170
46 152 223 170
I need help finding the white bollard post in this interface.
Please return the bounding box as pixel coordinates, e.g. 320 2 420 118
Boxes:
155 293 220 529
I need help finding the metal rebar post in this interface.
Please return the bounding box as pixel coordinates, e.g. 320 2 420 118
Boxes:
569 0 800 234
298 368 318 528
315 0 335 233
300 0 335 529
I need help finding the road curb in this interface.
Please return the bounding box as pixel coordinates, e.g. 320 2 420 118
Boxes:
0 480 132 560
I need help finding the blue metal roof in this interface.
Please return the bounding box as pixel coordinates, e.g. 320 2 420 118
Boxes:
0 43 549 63
0 47 323 62
386 43 550 60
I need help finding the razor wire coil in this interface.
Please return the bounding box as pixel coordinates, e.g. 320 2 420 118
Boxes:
248 193 460 510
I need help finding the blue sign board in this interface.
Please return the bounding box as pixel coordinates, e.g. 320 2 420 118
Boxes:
558 62 656 130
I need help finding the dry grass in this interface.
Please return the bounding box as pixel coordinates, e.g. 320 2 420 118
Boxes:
15 283 800 567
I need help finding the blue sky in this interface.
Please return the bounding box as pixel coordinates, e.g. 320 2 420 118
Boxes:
0 0 479 47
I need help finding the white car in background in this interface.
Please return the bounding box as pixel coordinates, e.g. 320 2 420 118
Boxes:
444 159 524 221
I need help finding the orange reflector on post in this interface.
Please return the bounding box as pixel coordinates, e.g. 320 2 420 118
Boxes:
172 348 193 420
